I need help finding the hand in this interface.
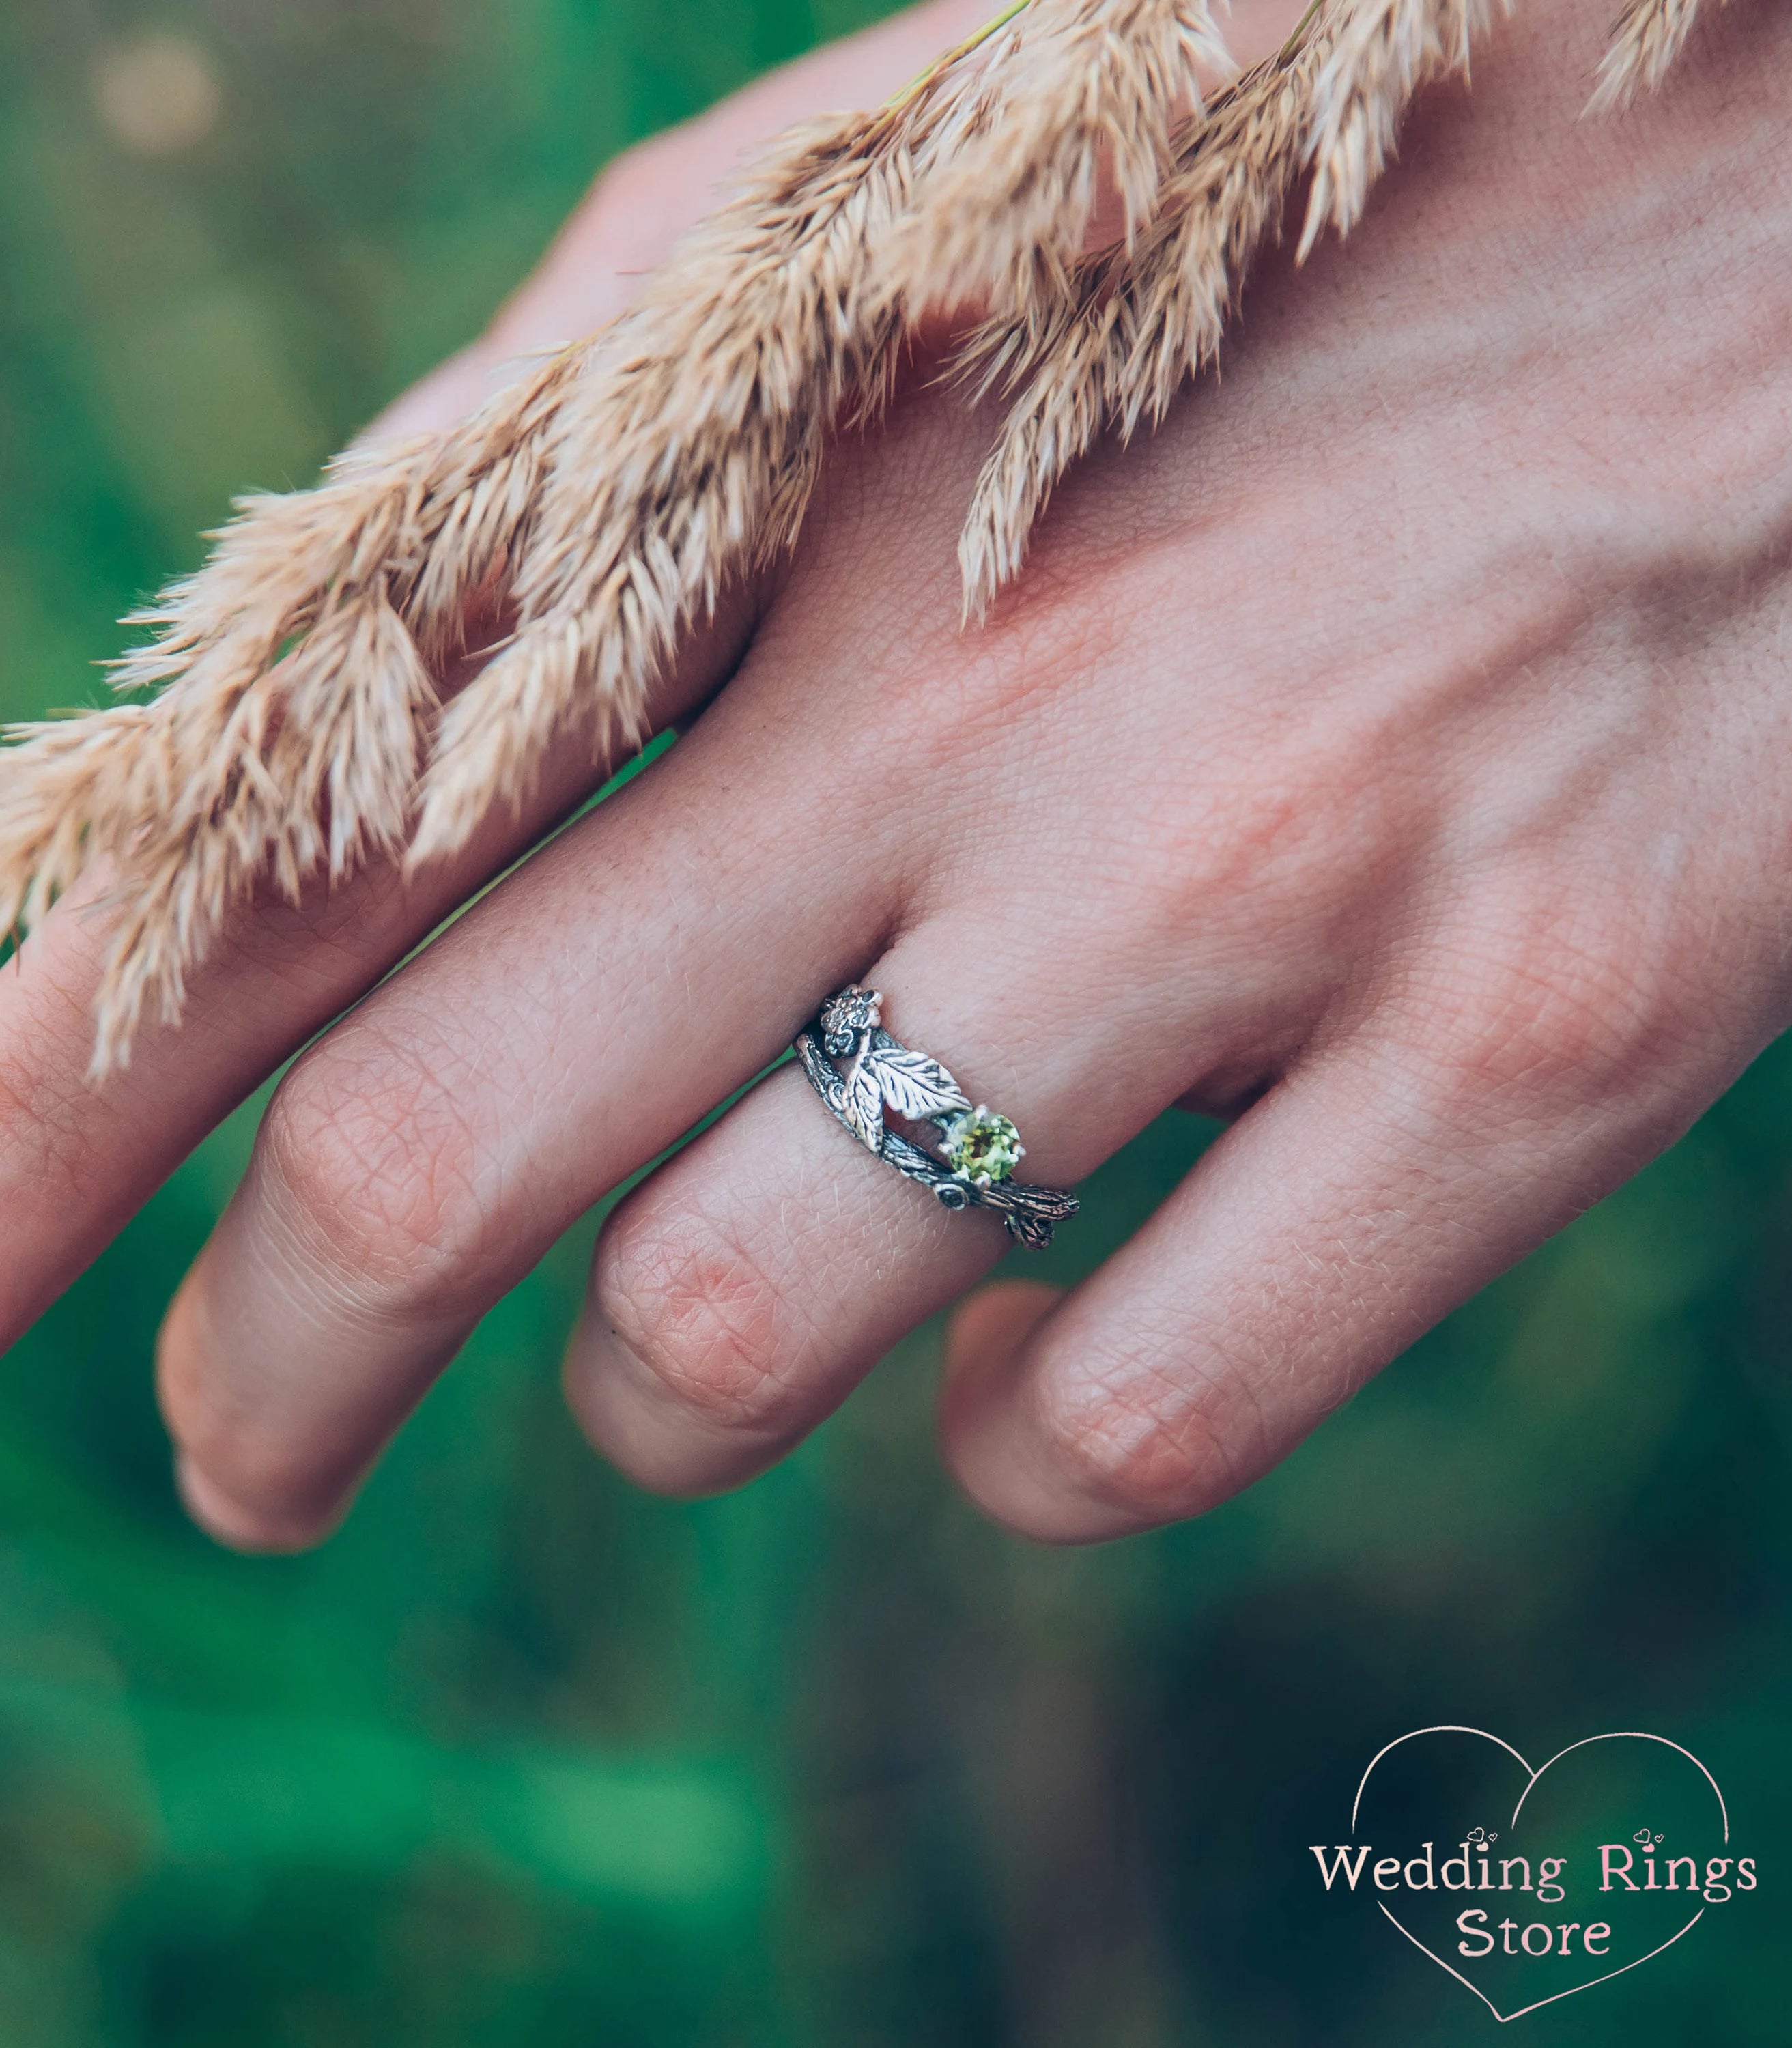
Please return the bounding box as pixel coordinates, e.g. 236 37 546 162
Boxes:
4 0 1789 1550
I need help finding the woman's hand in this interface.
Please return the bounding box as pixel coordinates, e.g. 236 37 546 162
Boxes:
4 0 1789 1550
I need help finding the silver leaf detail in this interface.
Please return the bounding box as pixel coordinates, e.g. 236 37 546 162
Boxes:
840 1055 887 1153
864 1046 970 1121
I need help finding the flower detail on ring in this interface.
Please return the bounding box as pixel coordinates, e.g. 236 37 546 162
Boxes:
819 984 883 1057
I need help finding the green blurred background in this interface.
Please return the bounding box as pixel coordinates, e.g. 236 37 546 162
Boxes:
1 3 1788 2042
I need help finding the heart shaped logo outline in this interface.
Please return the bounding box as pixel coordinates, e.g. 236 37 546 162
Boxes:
1352 1726 1729 2023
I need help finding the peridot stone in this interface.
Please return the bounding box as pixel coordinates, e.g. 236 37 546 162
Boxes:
941 1106 1023 1186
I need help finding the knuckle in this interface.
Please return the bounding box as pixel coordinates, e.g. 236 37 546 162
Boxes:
256 1033 494 1315
1032 1353 1250 1526
597 1200 807 1439
1469 967 1636 1095
1420 888 1696 1115
918 632 1393 954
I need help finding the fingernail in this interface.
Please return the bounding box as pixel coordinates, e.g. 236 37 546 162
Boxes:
173 1453 324 1554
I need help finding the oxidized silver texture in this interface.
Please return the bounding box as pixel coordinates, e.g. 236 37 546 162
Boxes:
794 985 1079 1249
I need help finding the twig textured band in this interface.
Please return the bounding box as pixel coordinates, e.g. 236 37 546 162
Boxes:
794 985 1079 1249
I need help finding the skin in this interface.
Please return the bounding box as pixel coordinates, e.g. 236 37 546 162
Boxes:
3 0 1790 1551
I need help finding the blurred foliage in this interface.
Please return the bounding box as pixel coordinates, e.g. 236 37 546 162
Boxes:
1 2 1789 2043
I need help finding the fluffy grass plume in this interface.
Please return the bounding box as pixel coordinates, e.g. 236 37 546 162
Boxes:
0 31 990 1070
408 111 926 871
954 0 1503 612
955 34 1330 614
1298 0 1498 259
880 0 1234 318
0 0 1733 1071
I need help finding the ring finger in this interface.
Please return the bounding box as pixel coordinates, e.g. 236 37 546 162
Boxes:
562 908 1308 1496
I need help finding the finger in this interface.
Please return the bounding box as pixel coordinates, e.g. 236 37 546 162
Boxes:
937 980 1735 1545
154 662 902 1550
10 0 885 1345
11 0 922 1324
565 1240 1057 1501
0 601 750 1356
567 1269 1064 1510
560 1059 1008 1498
558 896 1290 1496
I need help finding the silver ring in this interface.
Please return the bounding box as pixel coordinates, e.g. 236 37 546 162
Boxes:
793 985 1078 1249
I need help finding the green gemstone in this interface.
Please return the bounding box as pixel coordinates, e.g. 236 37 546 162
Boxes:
941 1106 1023 1186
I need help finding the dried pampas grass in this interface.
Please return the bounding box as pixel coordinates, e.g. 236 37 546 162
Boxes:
1587 0 1714 111
1299 0 1496 257
952 0 1510 611
0 0 1731 1073
409 113 926 871
879 0 1234 319
1 45 969 1070
955 32 1333 614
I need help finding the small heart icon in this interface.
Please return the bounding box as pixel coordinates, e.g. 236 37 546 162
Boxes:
1322 1727 1740 2022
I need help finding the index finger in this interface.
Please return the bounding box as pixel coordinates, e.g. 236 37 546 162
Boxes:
0 687 635 1348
